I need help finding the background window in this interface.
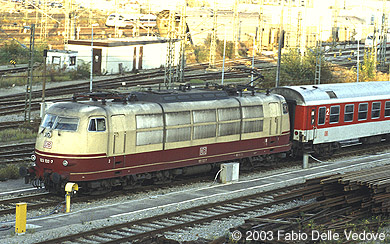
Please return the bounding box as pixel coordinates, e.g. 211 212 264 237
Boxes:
52 56 60 64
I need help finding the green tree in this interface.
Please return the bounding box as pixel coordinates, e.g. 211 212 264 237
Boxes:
359 49 376 81
0 40 46 65
280 48 333 85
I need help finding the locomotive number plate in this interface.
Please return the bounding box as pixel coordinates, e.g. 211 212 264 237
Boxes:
43 140 53 149
40 158 54 164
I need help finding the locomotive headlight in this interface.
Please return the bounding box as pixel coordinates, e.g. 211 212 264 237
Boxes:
62 160 69 167
46 131 52 138
30 154 36 162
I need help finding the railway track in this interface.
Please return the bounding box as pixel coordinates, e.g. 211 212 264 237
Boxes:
2 146 389 243
0 192 59 216
34 185 303 244
0 68 251 117
228 165 390 243
33 151 390 244
0 141 35 165
0 120 39 130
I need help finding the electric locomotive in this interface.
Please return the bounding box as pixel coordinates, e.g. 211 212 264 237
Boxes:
23 87 291 194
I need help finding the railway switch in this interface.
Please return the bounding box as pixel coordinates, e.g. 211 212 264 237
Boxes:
15 202 27 235
65 182 78 213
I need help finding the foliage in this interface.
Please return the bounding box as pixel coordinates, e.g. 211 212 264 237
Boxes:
0 128 36 142
70 60 91 80
0 60 91 88
279 48 333 85
0 40 46 65
358 49 376 81
187 34 234 64
0 164 20 181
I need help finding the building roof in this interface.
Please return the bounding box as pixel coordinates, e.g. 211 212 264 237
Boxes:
67 37 179 47
47 49 78 54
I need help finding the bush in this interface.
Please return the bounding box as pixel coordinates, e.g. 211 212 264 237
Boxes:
0 164 22 181
0 128 36 142
359 49 376 81
280 48 333 85
0 40 46 65
70 60 91 80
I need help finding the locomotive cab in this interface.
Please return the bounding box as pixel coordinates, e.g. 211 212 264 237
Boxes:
26 102 108 193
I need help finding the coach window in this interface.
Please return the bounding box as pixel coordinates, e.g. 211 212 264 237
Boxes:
329 106 340 123
318 107 326 125
88 118 106 132
344 104 354 122
371 102 381 119
385 101 390 117
358 103 368 120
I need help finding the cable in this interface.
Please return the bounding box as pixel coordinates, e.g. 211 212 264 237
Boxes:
210 168 223 186
309 155 326 164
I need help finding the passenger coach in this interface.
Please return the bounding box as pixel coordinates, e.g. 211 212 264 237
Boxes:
273 81 390 156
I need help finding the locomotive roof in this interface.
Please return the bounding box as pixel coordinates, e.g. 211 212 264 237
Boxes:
272 81 390 105
129 89 230 103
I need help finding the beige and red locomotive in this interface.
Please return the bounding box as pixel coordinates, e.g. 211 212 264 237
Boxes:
24 88 291 194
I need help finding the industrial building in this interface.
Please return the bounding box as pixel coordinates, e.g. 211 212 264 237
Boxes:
65 37 180 75
46 49 78 71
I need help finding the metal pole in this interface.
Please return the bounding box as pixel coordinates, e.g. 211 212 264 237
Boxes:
303 153 309 169
42 50 47 115
24 24 35 122
251 34 255 86
90 25 93 93
275 4 284 88
275 30 283 87
357 34 360 82
221 26 227 85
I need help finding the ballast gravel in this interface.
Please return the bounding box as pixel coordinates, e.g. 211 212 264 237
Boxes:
2 153 390 244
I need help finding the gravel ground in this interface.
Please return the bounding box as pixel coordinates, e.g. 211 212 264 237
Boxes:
2 151 390 244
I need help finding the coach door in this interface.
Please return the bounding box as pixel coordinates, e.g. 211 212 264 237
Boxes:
111 115 126 155
307 106 317 141
269 102 280 135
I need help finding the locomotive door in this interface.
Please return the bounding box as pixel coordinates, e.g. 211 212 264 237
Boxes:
111 115 126 155
307 106 317 141
269 102 279 135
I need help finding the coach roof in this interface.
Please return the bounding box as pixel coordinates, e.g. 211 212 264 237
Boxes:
272 81 390 106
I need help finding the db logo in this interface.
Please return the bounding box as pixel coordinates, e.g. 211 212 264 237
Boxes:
43 140 53 149
199 146 207 156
